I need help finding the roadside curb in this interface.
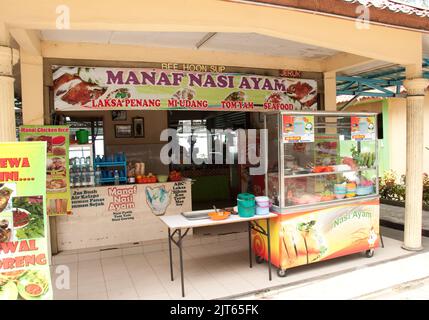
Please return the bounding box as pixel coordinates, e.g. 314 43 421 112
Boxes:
380 219 429 237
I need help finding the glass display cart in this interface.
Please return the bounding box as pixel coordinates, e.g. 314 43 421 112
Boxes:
252 111 381 277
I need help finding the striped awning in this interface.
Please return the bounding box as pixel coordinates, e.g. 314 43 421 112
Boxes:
344 0 429 16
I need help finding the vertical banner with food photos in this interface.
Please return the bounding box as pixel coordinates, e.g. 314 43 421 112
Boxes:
351 116 376 141
0 142 52 300
282 115 315 143
19 126 71 216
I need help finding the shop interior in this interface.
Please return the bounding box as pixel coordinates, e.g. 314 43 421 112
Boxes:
55 109 263 210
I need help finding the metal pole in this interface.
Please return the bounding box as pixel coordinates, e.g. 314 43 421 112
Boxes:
168 228 174 281
178 229 185 297
267 218 272 281
248 221 252 268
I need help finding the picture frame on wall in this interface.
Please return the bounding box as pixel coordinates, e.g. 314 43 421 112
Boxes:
133 117 145 138
115 124 132 138
111 110 127 121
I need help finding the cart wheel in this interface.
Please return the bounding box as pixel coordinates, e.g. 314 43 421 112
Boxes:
365 249 375 258
277 268 287 277
255 256 264 264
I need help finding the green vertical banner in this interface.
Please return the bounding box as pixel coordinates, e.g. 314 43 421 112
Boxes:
19 126 71 216
0 141 53 300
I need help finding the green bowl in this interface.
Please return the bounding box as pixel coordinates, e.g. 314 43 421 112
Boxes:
156 175 168 183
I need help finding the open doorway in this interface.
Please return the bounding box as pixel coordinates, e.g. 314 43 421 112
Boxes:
168 111 252 210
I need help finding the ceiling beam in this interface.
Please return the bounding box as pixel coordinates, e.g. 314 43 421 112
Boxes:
9 28 41 56
41 40 323 72
0 0 423 65
322 53 374 73
195 32 217 49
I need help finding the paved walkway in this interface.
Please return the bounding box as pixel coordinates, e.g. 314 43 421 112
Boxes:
51 227 411 300
358 275 429 300
381 204 429 231
238 246 429 300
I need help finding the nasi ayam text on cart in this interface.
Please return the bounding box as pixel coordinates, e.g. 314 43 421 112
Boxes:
88 70 296 110
332 210 372 229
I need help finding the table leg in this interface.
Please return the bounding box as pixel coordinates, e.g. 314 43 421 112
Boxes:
178 229 185 297
168 228 174 281
248 221 253 268
266 218 272 281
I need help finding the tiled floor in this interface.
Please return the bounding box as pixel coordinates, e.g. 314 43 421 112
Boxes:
51 227 419 300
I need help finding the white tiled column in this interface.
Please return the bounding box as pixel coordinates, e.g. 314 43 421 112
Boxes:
402 78 429 251
0 46 19 142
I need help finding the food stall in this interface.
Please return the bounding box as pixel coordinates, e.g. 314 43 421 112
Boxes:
47 64 320 252
253 111 381 277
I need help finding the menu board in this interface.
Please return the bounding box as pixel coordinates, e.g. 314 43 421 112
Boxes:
314 134 340 166
0 142 53 300
351 116 376 141
52 66 318 112
19 126 71 216
282 115 315 143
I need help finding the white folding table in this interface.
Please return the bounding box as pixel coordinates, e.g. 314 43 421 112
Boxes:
159 212 277 297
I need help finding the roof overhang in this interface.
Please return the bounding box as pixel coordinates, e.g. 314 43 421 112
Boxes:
232 0 429 31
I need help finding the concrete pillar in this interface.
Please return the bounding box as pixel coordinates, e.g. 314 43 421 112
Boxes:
21 50 44 125
0 46 19 142
402 78 429 251
324 71 337 111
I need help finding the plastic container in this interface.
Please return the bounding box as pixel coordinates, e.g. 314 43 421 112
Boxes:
255 196 270 215
356 185 374 196
334 184 347 199
157 175 168 183
76 129 89 144
237 193 256 218
346 182 357 198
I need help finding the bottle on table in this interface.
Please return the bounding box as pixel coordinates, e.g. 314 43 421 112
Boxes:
95 167 101 186
114 170 120 185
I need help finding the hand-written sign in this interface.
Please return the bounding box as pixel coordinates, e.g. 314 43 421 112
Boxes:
172 181 187 206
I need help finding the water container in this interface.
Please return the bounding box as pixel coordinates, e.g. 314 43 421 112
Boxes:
76 129 89 144
255 196 270 215
237 193 255 218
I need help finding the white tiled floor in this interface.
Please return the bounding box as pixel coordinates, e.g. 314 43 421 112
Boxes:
50 228 420 300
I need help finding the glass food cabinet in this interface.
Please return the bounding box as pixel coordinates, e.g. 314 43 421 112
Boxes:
264 111 379 213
